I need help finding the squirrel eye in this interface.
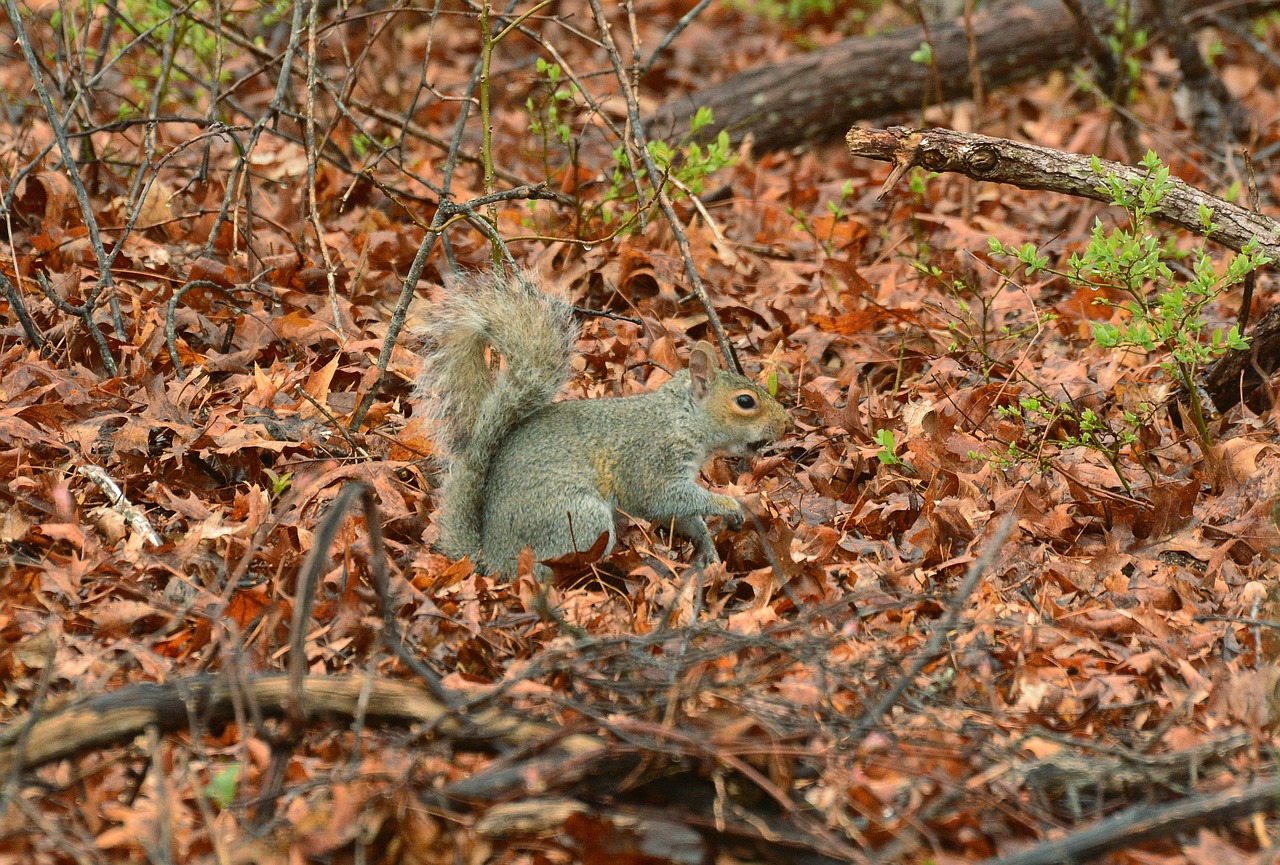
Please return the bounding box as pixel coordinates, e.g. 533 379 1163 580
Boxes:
735 393 758 410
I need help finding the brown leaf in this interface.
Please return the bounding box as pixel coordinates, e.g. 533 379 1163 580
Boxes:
15 171 74 227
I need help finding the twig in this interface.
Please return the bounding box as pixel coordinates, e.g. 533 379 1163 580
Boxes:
296 388 367 457
166 279 231 376
0 617 59 816
982 775 1280 865
77 464 163 548
845 514 1015 745
1194 614 1280 629
2 0 120 374
1157 0 1249 147
639 0 715 79
289 482 448 707
346 182 559 431
144 726 174 865
1060 0 1123 105
345 0 521 430
10 793 103 865
585 0 742 373
32 272 117 375
0 271 44 348
196 0 304 267
963 0 985 118
1240 149 1260 330
304 0 344 337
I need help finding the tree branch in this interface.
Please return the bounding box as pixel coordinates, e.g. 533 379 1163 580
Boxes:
846 124 1280 259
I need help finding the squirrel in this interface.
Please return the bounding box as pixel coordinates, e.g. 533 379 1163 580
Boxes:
415 269 790 577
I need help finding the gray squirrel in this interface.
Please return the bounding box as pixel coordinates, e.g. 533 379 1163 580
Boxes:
415 270 790 576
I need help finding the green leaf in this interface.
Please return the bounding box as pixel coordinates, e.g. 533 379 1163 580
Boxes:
1092 322 1120 347
1198 203 1218 233
690 106 714 134
873 429 900 465
205 764 241 809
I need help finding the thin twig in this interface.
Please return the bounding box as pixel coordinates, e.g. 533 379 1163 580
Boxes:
304 0 344 336
166 280 231 376
584 0 741 373
77 464 163 548
845 514 1015 745
347 182 559 431
144 726 175 865
0 271 44 348
3 0 120 374
639 0 714 79
0 617 59 813
289 482 449 709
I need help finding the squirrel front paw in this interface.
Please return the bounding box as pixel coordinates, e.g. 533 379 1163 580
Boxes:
709 494 744 530
691 545 722 567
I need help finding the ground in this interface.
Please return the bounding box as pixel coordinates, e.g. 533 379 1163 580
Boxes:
1 1 1279 863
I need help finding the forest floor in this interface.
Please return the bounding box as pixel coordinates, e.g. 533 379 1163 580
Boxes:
1 1 1279 863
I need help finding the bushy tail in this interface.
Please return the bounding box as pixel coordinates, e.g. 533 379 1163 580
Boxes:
415 270 577 560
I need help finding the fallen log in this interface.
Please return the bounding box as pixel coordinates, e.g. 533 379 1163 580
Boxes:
649 0 1280 152
0 671 860 862
0 674 557 779
983 774 1280 865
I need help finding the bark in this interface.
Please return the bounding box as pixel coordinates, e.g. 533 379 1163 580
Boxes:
845 125 1280 412
845 125 1280 259
648 0 1280 152
1201 300 1280 410
0 672 858 862
983 775 1280 865
0 674 570 780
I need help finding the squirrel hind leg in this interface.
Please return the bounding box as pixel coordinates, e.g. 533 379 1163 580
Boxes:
550 495 616 563
488 495 616 579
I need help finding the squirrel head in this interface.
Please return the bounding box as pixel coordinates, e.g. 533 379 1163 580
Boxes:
686 341 791 458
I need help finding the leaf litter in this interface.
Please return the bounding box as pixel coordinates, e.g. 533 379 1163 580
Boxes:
0 2 1278 864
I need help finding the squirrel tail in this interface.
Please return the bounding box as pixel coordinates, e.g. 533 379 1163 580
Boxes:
416 270 577 560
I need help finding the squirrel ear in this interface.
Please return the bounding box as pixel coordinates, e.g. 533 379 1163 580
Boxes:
688 341 719 398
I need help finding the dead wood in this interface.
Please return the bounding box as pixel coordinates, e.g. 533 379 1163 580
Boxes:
845 125 1280 259
0 671 860 862
1010 732 1252 818
1200 300 1280 411
983 774 1280 865
475 799 859 864
648 0 1280 153
846 124 1280 412
0 673 592 782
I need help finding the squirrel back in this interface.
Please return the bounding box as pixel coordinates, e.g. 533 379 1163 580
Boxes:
415 271 577 559
416 270 789 576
